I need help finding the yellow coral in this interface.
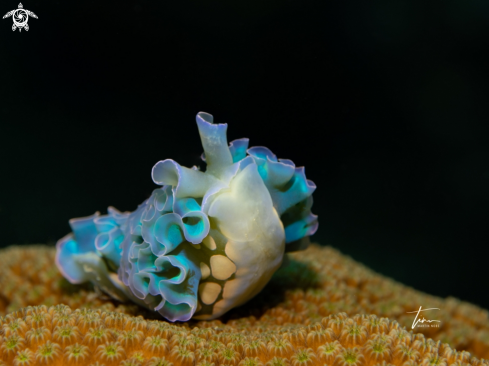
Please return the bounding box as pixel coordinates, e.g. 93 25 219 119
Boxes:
0 305 487 365
1 243 489 362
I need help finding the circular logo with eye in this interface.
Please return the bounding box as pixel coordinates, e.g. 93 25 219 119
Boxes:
3 3 37 32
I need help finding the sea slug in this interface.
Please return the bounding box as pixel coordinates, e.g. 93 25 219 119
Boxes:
56 112 318 322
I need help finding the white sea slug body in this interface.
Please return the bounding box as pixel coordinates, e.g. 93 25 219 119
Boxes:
56 112 318 321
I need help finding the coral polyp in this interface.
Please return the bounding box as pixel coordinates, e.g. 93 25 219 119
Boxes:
55 112 318 322
3 244 489 359
1 304 488 366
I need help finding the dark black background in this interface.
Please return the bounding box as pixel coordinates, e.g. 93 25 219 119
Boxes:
1 0 488 309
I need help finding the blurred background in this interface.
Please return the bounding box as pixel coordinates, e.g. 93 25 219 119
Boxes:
1 0 488 309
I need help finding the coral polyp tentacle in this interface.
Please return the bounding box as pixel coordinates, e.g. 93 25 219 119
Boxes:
56 112 318 321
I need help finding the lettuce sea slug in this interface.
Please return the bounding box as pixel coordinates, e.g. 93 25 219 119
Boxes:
56 112 318 322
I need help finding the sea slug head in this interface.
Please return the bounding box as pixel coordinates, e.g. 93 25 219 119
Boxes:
56 112 318 321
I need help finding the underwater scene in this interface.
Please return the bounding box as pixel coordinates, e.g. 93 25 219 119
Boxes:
1 0 488 365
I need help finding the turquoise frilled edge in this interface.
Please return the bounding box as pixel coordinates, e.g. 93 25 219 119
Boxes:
56 112 318 322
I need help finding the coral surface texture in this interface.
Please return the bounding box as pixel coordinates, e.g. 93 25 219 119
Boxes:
0 243 489 365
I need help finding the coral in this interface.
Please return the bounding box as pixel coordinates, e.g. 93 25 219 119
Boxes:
55 112 318 322
1 244 489 360
0 305 488 366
